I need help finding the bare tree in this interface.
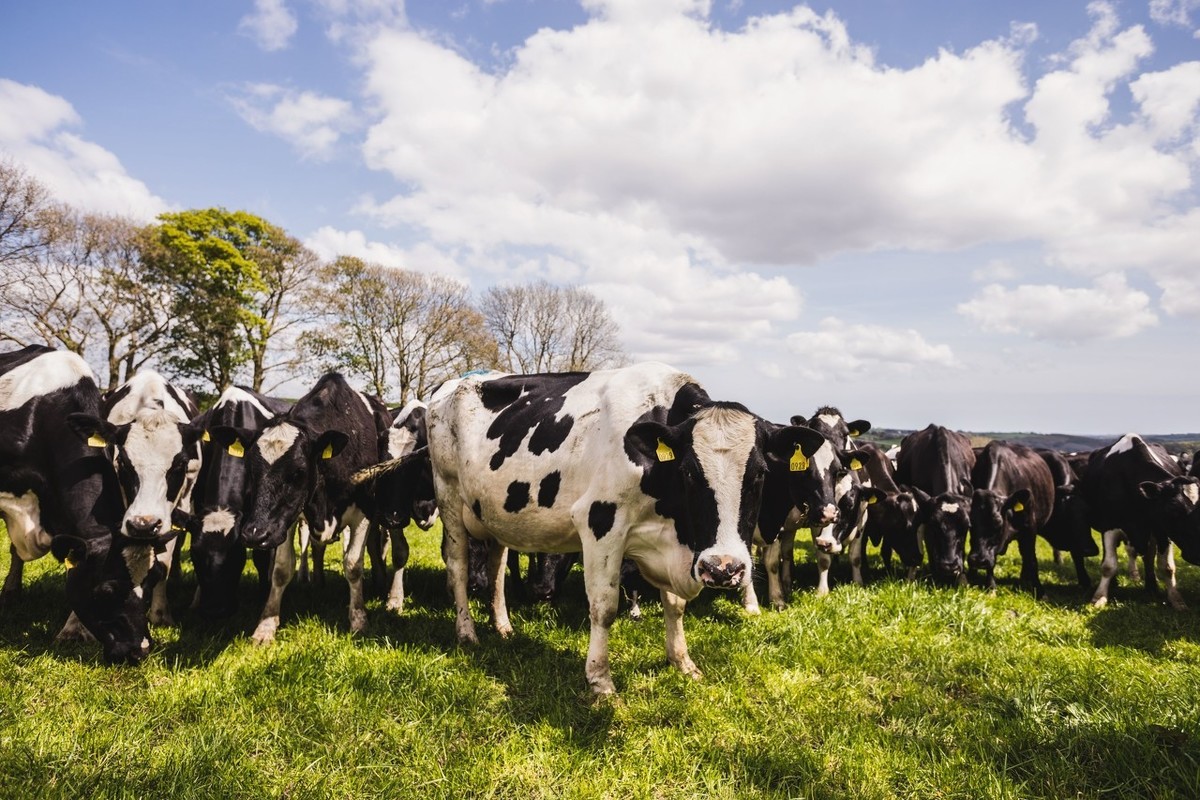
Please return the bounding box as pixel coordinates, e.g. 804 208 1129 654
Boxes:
300 256 393 397
0 159 53 274
242 227 320 393
481 280 625 373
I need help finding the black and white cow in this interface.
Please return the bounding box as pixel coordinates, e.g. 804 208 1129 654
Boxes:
857 442 924 580
1081 434 1200 610
792 406 870 452
1035 447 1098 589
810 465 886 596
967 441 1055 593
70 370 203 626
0 345 155 664
185 386 291 620
230 373 390 643
895 424 976 584
427 363 822 694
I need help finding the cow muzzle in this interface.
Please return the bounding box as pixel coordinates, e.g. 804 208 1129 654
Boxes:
698 555 746 588
125 515 164 539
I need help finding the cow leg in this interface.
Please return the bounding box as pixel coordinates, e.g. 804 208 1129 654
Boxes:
849 536 865 586
1091 529 1123 608
54 611 96 642
296 518 311 583
1052 549 1064 565
1158 543 1187 611
365 521 387 596
662 589 701 682
1017 532 1041 597
252 538 296 645
148 545 175 627
1141 545 1159 595
385 528 410 614
1 546 23 606
343 517 370 634
1070 548 1092 591
581 552 621 694
487 540 512 637
252 548 273 596
442 507 477 645
765 537 788 611
311 540 327 588
1126 542 1142 584
741 565 761 615
815 548 833 597
781 529 797 597
166 532 185 590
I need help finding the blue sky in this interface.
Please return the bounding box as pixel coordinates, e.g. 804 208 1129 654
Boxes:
3 0 1200 434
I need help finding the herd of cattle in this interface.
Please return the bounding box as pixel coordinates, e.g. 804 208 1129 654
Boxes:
2 344 1199 694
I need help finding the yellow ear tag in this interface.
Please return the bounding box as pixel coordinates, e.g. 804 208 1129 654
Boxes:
322 443 335 460
850 458 863 471
790 446 809 472
867 494 878 505
1012 501 1025 512
87 433 107 448
227 439 244 458
656 439 675 462
201 430 211 443
63 555 77 571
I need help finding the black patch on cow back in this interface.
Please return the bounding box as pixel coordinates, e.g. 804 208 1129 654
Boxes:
471 499 483 521
537 472 561 508
480 373 588 470
504 481 530 513
589 501 617 539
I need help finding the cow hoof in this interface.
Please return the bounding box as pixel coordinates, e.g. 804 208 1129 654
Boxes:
495 622 514 638
588 679 617 697
251 618 279 645
385 596 404 614
349 610 368 634
771 601 787 612
1091 596 1109 609
674 659 703 681
628 606 643 621
150 610 175 627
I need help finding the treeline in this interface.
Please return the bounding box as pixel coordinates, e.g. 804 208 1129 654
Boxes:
0 159 625 403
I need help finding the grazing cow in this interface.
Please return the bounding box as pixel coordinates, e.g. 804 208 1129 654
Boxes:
1081 434 1200 610
0 345 155 664
895 424 976 584
185 386 290 620
526 553 654 622
72 370 203 626
810 465 886 596
967 441 1055 593
427 363 822 694
857 442 923 579
1035 448 1098 589
350 446 438 613
230 373 391 643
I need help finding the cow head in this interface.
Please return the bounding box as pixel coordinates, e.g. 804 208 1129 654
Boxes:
67 410 204 540
967 488 1032 572
869 488 923 567
236 419 350 550
813 472 886 554
1139 476 1200 563
913 486 971 582
791 408 871 452
350 447 439 532
51 533 156 665
626 405 825 590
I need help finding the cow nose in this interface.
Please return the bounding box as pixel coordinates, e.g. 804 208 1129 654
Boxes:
698 555 746 588
126 516 162 538
241 525 268 548
967 553 984 568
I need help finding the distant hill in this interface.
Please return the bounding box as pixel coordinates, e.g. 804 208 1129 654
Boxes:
860 429 1200 456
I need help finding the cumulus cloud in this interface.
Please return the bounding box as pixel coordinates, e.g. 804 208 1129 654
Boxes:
1150 0 1200 36
238 0 298 51
784 319 958 381
305 225 468 279
0 79 168 220
229 84 356 160
956 274 1158 341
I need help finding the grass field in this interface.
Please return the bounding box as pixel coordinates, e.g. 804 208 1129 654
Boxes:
1 522 1199 800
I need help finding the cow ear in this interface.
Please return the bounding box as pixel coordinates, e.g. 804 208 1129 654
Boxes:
789 415 807 427
51 534 93 569
1004 488 1032 515
847 419 871 437
862 487 887 506
626 421 686 465
179 419 207 450
766 425 826 465
1137 480 1164 499
841 448 871 472
958 479 973 497
315 430 351 460
66 413 122 449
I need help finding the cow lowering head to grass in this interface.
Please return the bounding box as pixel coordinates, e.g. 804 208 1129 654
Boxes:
426 362 824 694
896 424 976 584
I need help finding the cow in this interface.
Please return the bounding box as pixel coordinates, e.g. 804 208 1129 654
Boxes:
895 424 976 584
791 406 870 452
1035 448 1098 589
0 345 156 664
350 445 438 614
810 464 886 596
1081 434 1200 610
69 370 203 626
426 363 824 694
184 386 291 620
228 373 390 643
856 442 923 580
966 441 1055 594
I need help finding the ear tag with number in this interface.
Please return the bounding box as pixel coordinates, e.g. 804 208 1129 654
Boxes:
849 458 863 470
1012 501 1025 512
322 443 335 460
790 446 809 472
655 439 675 462
227 439 244 458
87 433 107 448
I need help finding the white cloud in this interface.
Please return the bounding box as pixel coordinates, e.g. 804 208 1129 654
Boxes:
1150 0 1200 35
229 84 356 160
972 259 1020 282
238 0 299 52
0 79 168 220
304 226 468 279
784 318 959 381
956 274 1158 341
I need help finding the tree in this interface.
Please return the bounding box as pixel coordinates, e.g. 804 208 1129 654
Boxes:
300 256 393 397
0 159 53 273
481 280 625 373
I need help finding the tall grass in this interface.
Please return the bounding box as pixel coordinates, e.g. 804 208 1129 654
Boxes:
1 520 1198 799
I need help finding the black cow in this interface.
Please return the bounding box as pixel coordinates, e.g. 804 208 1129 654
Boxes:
0 345 156 664
1035 448 1098 589
857 442 923 579
1081 434 1200 610
227 373 391 643
427 363 822 694
185 386 291 620
895 424 975 584
967 441 1055 593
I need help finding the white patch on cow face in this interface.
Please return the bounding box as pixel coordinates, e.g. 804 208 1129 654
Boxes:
387 427 418 459
690 406 756 572
215 386 273 418
108 370 191 424
133 586 144 599
0 490 47 560
202 509 238 536
124 545 154 587
0 351 94 412
119 408 189 526
940 502 960 514
1185 484 1199 505
256 423 301 465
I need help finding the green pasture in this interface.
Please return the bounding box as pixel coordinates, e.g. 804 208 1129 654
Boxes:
1 520 1198 799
